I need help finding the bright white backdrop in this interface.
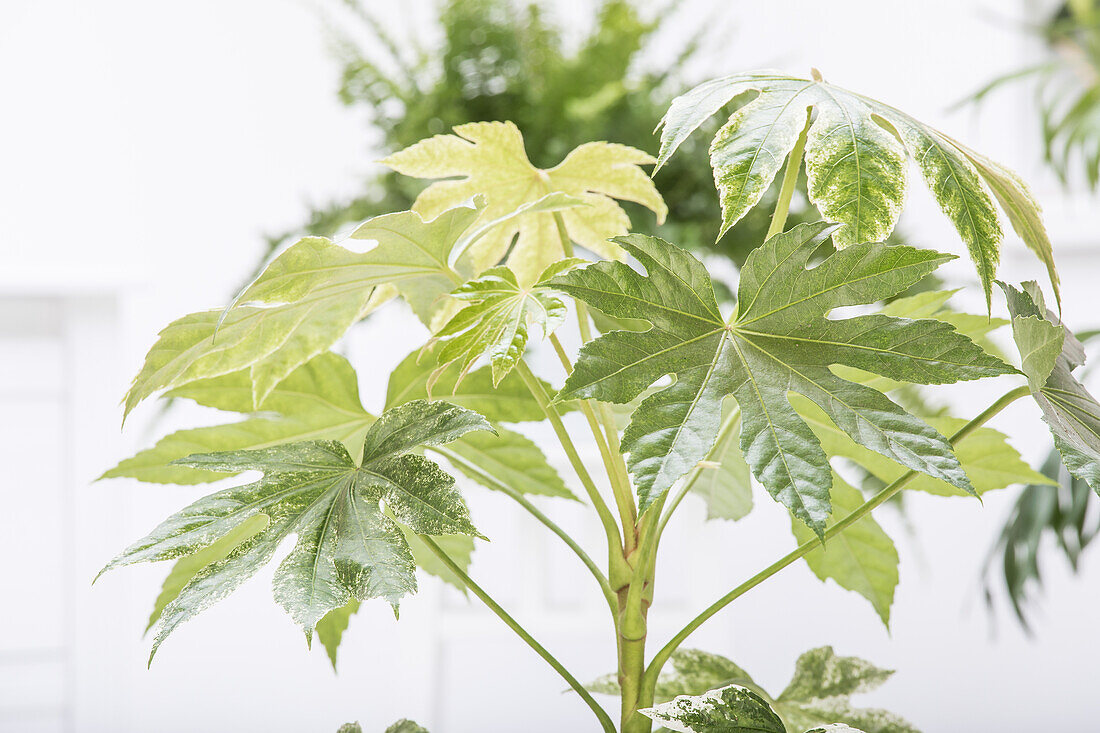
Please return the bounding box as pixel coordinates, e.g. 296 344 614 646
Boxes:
2 0 1099 731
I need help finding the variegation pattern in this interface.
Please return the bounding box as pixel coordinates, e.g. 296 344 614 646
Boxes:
99 400 492 660
382 121 667 283
655 70 1059 307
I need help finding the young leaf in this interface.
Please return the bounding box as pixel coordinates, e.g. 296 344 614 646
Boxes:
1002 281 1100 493
791 475 899 627
386 349 574 499
385 348 547 423
429 262 572 386
656 71 1060 307
552 224 1010 533
100 400 492 660
382 121 667 283
639 684 786 733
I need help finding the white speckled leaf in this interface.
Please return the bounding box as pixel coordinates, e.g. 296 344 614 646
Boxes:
640 684 786 733
552 225 1007 533
588 648 759 703
100 400 492 661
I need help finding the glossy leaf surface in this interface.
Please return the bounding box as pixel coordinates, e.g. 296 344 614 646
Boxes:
553 224 1009 532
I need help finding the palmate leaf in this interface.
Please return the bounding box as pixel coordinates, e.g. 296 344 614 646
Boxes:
382 121 667 283
1002 281 1100 493
552 223 1012 534
655 70 1060 307
428 260 577 386
775 647 918 733
599 647 914 733
109 346 570 499
104 352 377 485
99 400 492 660
315 530 473 670
122 195 580 418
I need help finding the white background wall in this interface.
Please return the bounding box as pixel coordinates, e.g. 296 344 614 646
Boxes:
2 0 1099 731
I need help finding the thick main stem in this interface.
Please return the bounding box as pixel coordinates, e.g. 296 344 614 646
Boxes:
618 495 663 732
638 385 1030 716
419 536 616 733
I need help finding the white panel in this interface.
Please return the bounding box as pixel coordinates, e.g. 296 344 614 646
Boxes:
0 656 65 710
0 396 66 652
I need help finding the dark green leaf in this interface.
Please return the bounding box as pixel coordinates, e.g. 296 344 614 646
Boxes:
553 225 1009 533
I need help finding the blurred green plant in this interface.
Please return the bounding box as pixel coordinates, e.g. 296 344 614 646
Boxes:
966 0 1100 188
966 1 1100 625
983 329 1100 630
260 0 808 277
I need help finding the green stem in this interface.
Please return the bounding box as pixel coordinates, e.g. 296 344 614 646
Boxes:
765 110 811 241
552 211 639 544
515 359 629 586
550 333 638 551
419 535 616 733
432 445 618 621
640 384 1030 704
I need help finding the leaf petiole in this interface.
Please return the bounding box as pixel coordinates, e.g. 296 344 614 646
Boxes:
640 384 1031 707
418 536 617 733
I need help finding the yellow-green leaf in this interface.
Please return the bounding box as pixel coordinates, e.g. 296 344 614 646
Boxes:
383 121 667 283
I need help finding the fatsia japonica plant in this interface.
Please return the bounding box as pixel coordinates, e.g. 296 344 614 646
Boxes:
99 69 1100 733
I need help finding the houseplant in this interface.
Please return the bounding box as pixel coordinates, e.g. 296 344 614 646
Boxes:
100 69 1099 732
